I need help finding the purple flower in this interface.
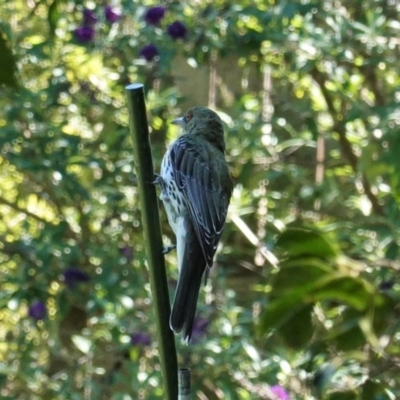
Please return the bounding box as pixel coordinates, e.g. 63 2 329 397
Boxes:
74 26 95 43
167 21 188 40
270 385 289 400
29 301 46 320
144 6 166 25
83 8 98 25
131 332 151 347
120 246 134 261
379 280 394 290
191 316 209 342
63 268 90 289
104 6 121 23
139 44 159 62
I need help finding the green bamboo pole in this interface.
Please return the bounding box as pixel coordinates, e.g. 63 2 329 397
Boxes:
125 83 178 399
178 368 191 399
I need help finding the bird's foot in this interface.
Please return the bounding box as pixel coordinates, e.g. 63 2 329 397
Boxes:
152 174 162 185
162 244 176 255
204 267 210 286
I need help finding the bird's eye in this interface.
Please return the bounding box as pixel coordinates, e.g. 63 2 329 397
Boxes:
185 112 193 121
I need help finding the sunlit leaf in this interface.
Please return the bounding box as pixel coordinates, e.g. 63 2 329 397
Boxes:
71 335 92 354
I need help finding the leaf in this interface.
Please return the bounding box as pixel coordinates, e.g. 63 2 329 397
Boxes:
259 293 305 335
242 342 260 363
309 275 375 311
71 335 92 354
329 321 365 351
260 272 376 339
328 391 358 400
276 138 316 152
272 257 333 293
0 27 18 87
276 228 340 259
361 379 384 400
372 294 397 335
280 3 297 19
48 0 64 36
277 303 314 349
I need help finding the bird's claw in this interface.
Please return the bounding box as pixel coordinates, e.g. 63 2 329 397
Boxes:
162 245 176 255
152 174 162 185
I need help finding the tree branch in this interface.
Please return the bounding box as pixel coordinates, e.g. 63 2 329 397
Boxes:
311 67 385 216
0 195 54 225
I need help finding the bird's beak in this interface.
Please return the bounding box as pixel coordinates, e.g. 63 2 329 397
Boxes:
171 117 184 126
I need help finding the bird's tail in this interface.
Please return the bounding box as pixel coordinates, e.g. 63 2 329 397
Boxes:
170 230 206 343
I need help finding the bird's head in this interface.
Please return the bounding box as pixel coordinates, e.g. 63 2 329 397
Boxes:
171 107 226 152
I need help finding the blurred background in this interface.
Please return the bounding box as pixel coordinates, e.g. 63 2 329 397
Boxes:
1 0 399 399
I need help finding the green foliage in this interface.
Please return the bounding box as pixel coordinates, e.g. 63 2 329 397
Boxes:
1 0 400 399
0 26 17 87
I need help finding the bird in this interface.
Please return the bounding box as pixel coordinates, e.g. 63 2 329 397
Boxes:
157 107 232 343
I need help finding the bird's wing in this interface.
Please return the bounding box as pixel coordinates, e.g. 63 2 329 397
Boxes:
170 136 230 268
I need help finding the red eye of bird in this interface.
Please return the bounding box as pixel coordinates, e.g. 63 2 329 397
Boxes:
185 112 193 121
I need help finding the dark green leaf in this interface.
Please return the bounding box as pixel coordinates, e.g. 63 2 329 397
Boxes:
361 379 388 400
273 257 333 292
276 228 340 259
328 391 358 400
0 28 17 87
309 275 375 311
277 304 314 349
259 293 305 335
48 0 64 36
